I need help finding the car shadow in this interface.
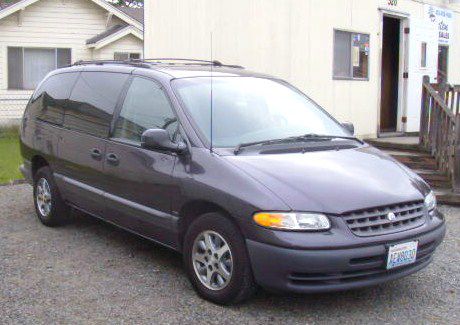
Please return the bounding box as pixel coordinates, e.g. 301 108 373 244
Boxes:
60 209 422 310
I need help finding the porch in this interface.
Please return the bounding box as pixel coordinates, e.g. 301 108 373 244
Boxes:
366 79 460 206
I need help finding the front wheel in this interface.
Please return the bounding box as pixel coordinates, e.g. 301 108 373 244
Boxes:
183 213 257 305
33 166 70 227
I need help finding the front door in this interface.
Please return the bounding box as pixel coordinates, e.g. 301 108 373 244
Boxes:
405 18 438 132
103 76 180 247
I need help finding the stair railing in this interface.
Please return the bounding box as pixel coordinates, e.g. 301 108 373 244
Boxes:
420 77 460 193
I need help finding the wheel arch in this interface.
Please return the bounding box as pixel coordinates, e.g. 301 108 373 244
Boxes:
178 200 244 251
31 155 50 180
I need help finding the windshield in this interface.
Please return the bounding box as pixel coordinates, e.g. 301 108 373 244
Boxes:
173 77 348 148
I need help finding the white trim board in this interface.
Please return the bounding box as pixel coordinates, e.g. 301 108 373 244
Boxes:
0 0 143 30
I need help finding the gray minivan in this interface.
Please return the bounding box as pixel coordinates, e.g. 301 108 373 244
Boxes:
20 59 446 305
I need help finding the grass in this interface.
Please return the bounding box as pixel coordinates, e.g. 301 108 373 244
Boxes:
0 127 23 184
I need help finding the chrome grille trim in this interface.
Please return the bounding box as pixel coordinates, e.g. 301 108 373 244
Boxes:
342 201 426 237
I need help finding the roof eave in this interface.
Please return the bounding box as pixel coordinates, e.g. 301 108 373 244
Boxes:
86 26 143 50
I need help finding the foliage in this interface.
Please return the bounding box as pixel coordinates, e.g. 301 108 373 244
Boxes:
0 125 19 139
0 136 23 184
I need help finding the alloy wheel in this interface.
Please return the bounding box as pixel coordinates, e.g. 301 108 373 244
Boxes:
36 178 52 217
192 230 233 291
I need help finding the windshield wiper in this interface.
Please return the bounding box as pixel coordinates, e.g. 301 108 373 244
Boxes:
234 133 363 155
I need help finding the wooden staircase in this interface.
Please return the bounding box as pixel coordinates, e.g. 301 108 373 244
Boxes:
366 138 460 206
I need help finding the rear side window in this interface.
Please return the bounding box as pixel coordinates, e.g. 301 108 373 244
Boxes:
65 72 129 138
28 72 78 125
113 77 177 143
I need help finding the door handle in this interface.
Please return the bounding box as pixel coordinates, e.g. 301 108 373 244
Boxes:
106 153 119 166
90 148 102 160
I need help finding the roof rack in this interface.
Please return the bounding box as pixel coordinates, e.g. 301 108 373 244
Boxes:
73 58 245 69
135 58 244 69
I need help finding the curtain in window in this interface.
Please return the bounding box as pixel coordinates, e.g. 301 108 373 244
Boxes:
57 48 72 68
7 47 23 89
23 48 55 89
333 31 352 78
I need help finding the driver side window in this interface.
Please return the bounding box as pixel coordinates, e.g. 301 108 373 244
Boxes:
113 77 177 143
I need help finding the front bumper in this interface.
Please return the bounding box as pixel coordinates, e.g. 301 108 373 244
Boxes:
246 222 446 294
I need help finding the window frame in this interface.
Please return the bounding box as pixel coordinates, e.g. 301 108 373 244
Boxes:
7 47 72 90
332 29 370 81
108 75 184 151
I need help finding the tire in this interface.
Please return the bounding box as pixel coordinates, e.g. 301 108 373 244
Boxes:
183 212 257 305
33 166 70 227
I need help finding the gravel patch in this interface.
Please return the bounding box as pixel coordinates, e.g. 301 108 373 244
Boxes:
0 184 459 324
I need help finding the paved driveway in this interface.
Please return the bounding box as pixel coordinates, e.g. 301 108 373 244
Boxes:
0 184 459 324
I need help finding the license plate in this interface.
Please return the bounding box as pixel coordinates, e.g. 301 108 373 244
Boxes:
386 241 418 270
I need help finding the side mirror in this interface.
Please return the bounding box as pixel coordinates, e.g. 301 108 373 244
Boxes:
141 129 187 154
342 122 355 135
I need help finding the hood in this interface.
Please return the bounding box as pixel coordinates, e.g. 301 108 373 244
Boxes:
224 145 429 214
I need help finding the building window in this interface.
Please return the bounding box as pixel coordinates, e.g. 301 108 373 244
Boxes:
333 30 370 80
421 42 427 68
7 47 71 90
114 52 141 60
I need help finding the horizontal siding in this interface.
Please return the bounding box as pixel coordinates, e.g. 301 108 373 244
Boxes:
95 34 143 60
0 0 143 121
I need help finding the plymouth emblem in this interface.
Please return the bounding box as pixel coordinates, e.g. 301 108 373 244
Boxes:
387 212 396 221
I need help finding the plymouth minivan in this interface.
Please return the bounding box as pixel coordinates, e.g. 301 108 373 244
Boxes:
20 59 446 305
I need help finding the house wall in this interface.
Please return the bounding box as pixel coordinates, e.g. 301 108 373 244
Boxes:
0 0 142 122
145 0 460 138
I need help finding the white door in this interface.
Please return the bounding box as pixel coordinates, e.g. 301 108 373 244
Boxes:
405 18 438 132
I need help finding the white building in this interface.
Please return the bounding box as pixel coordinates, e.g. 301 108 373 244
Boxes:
145 0 460 138
0 0 144 123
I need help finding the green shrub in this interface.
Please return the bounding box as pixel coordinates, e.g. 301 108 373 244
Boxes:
0 125 20 139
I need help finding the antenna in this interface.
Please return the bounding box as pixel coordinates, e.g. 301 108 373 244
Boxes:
210 32 214 154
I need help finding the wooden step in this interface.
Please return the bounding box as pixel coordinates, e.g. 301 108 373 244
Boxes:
365 137 460 206
435 189 460 206
391 155 439 171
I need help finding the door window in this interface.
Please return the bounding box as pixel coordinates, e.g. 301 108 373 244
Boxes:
113 77 177 144
65 72 129 138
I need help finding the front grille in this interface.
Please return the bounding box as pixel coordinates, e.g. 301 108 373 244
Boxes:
342 201 426 237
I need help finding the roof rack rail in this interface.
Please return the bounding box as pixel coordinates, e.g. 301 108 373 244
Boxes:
135 58 245 69
73 59 151 68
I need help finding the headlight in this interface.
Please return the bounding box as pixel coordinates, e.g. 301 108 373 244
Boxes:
424 191 437 211
253 212 331 231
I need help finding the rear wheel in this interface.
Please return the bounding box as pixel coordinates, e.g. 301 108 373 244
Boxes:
33 166 69 227
183 213 257 305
